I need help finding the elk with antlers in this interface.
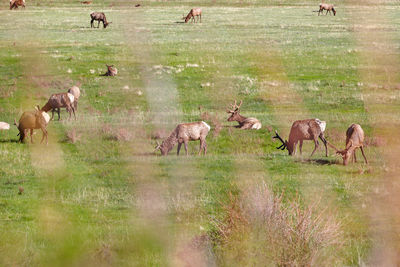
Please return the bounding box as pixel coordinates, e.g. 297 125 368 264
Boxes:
182 8 202 23
327 124 368 165
226 100 261 130
155 121 211 156
274 118 328 157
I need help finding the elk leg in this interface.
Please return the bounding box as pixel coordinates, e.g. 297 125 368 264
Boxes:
293 141 297 155
299 140 303 155
310 139 319 157
51 109 55 120
319 135 328 157
30 129 34 143
91 19 94 27
184 140 189 156
57 108 61 120
353 149 357 163
198 139 205 155
360 146 368 164
177 142 182 155
72 106 76 120
203 140 207 155
98 21 100 28
40 126 48 145
74 101 78 111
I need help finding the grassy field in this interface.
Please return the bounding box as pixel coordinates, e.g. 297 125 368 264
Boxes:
0 0 400 266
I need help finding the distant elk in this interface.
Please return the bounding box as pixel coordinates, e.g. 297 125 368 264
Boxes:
226 100 262 130
0 122 10 130
41 92 76 120
274 118 328 157
101 65 118 76
318 3 336 16
90 12 111 28
10 0 25 9
182 8 202 23
14 106 50 144
328 124 368 165
155 121 211 156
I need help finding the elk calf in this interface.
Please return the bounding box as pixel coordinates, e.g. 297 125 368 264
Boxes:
226 100 261 130
90 12 111 28
318 3 336 16
329 124 367 165
41 93 75 120
10 0 25 10
183 8 202 23
14 106 50 144
274 118 328 157
155 121 211 156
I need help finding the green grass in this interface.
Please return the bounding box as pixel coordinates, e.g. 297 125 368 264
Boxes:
1 0 399 265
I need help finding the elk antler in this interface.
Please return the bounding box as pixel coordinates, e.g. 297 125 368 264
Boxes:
226 100 243 113
273 130 287 150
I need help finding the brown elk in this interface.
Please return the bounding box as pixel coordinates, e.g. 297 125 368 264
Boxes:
41 93 76 120
226 100 262 130
155 121 211 156
68 86 81 111
318 3 336 16
90 12 111 28
10 0 25 9
274 119 328 157
14 106 50 144
182 8 202 23
327 124 368 165
101 65 118 76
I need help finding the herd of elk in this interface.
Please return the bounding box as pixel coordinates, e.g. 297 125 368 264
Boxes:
226 100 262 130
183 8 202 23
155 121 210 156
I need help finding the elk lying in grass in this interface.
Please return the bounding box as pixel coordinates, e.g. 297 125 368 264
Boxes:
155 121 211 156
14 106 50 144
226 100 262 130
318 3 336 16
101 65 118 76
41 93 76 120
182 8 202 23
10 0 25 9
274 118 328 157
90 12 111 28
68 86 81 111
327 124 368 165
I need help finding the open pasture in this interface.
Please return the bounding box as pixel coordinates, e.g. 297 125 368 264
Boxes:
0 0 400 265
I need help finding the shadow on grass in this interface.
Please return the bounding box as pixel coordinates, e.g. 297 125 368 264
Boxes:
299 158 338 165
0 139 19 143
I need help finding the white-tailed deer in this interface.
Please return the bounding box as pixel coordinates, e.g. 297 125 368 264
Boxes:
226 100 262 130
318 3 336 16
274 119 328 157
90 12 111 28
14 106 50 144
155 121 211 156
327 124 368 165
41 93 76 120
182 8 202 23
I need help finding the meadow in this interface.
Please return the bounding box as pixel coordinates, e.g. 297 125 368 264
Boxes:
0 0 400 265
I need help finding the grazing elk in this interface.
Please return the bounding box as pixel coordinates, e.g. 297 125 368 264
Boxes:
274 118 328 157
90 12 111 28
318 3 336 16
0 122 10 130
68 86 81 111
101 65 118 76
14 106 50 144
155 121 211 156
183 8 202 23
41 92 76 120
10 0 25 9
328 124 368 165
226 100 262 130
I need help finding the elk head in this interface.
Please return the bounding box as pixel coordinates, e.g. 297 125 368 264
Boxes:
104 22 112 28
226 100 242 122
154 140 168 156
273 130 291 154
